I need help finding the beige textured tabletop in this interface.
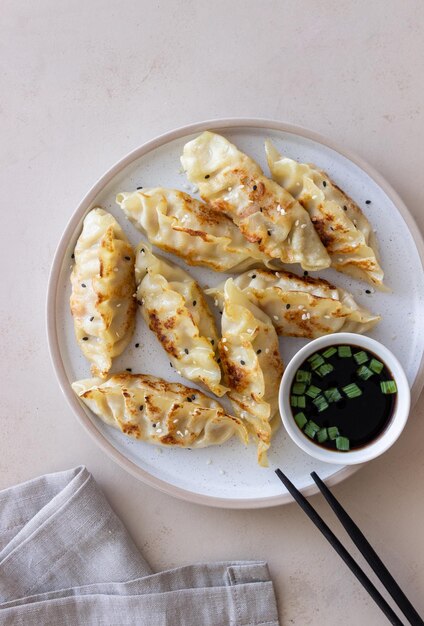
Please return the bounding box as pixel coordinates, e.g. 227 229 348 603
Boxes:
1 1 424 624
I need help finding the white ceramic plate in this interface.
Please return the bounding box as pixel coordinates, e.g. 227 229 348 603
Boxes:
47 119 424 508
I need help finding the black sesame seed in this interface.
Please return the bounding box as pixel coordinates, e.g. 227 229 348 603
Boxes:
141 248 145 253
152 423 156 427
191 395 196 400
170 362 173 367
135 343 140 348
192 300 197 306
219 311 222 315
286 304 291 309
251 274 256 279
137 186 143 190
267 229 272 236
259 207 263 212
217 358 221 363
303 271 308 276
365 200 371 204
89 316 94 322
211 339 215 345
253 185 257 191
323 181 327 187
204 174 210 179
126 368 132 372
82 336 88 341
240 360 245 365
343 205 347 211
140 405 144 411
256 349 262 354
71 253 75 259
186 397 192 402
124 256 131 260
365 289 371 294
81 283 86 288
184 348 189 354
137 300 142 306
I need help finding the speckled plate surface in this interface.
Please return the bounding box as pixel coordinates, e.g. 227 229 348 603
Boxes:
47 119 424 508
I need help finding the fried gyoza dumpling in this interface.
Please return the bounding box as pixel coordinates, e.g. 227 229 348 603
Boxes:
180 132 330 272
207 269 380 339
265 141 384 288
70 208 136 378
135 243 226 396
72 374 248 448
218 279 284 466
116 188 274 272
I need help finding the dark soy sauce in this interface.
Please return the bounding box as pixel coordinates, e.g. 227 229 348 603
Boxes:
290 345 397 451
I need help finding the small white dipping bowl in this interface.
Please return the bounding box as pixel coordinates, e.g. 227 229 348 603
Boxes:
279 333 410 465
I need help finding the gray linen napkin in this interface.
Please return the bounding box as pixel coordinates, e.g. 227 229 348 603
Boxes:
0 466 279 625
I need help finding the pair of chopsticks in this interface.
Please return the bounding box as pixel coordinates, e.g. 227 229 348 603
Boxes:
275 469 423 626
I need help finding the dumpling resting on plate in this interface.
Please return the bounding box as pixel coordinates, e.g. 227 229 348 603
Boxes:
180 131 330 271
70 208 136 378
207 269 380 339
72 374 248 448
116 188 274 272
265 140 385 288
218 279 284 466
135 243 227 397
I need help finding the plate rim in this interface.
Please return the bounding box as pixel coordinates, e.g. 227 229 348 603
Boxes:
46 117 424 509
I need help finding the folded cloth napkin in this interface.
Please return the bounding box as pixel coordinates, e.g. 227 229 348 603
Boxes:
0 466 279 625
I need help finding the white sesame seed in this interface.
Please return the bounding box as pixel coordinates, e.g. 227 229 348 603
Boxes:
275 272 280 278
273 315 279 321
247 328 254 334
132 292 137 297
338 258 344 262
222 338 227 342
70 265 73 270
301 314 307 320
214 299 218 306
239 185 244 189
114 267 119 272
223 346 228 351
241 411 247 418
183 183 191 190
206 458 212 465
185 429 189 436
295 220 299 226
296 182 301 187
192 186 199 193
265 348 270 354
176 430 183 437
227 186 232 191
116 303 121 307
219 469 226 475
156 428 162 434
301 224 307 229
324 315 331 319
116 332 120 338
177 371 181 375
140 250 145 256
312 195 318 200
173 419 178 423
298 305 305 310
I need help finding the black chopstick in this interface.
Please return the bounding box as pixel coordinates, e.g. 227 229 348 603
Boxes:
310 471 424 626
275 469 405 626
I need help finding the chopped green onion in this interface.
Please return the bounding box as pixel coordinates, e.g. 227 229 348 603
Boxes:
336 436 350 451
290 396 298 407
357 365 374 380
297 396 306 408
380 380 397 394
308 420 320 433
309 354 325 370
322 346 337 358
324 387 342 403
294 412 308 429
317 428 328 443
328 426 339 440
304 422 317 439
342 383 362 398
306 385 321 398
354 350 369 365
296 369 311 384
316 363 334 377
338 346 352 357
292 382 306 395
313 395 329 412
369 358 384 374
